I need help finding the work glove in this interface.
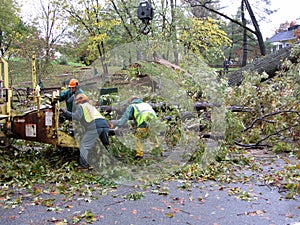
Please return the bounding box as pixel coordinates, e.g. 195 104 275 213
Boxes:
60 108 67 114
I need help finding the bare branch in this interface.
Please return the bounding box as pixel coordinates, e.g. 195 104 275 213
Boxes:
185 0 256 35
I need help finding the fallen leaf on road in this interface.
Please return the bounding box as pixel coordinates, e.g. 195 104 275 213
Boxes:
131 209 137 214
165 212 174 218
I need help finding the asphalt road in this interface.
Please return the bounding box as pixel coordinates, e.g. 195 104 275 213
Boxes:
0 150 299 225
0 179 299 225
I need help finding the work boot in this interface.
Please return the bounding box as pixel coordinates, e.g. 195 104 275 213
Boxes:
78 156 91 169
134 137 144 159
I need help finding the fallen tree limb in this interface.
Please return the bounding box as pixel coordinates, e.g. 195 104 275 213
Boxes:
228 43 300 86
255 126 291 145
234 124 295 149
233 141 270 149
243 110 300 132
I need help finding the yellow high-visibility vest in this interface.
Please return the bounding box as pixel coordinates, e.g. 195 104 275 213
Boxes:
132 103 156 127
81 102 104 123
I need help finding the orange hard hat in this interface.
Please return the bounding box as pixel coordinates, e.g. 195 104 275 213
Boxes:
69 78 79 87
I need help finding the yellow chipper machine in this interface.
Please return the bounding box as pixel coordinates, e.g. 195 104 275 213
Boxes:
0 56 79 150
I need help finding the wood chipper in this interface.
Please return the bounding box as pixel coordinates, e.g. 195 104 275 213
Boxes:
0 56 79 150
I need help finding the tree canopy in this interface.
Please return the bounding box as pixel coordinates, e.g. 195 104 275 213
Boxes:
0 0 289 67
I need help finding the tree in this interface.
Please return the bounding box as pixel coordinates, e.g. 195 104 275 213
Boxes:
109 0 227 64
294 27 300 41
0 0 22 57
61 0 120 74
107 0 147 64
12 23 45 59
221 15 260 66
37 0 68 64
242 0 266 56
241 0 248 66
170 0 179 65
108 0 140 43
108 0 182 64
179 17 232 64
185 0 276 59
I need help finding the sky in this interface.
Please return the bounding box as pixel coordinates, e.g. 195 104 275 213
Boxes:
18 0 299 40
219 0 300 39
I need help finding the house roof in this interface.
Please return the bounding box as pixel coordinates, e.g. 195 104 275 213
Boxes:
267 30 295 42
267 25 299 43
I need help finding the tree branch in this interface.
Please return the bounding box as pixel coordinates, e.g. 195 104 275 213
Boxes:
185 0 256 35
110 0 134 39
233 141 269 149
243 110 300 132
255 125 296 145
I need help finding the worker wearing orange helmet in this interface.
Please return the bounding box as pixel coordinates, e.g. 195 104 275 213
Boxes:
63 93 112 169
58 78 84 112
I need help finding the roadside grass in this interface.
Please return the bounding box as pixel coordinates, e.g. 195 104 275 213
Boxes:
8 59 87 88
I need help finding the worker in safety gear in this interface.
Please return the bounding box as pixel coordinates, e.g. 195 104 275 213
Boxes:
63 93 112 169
110 96 157 158
58 78 84 112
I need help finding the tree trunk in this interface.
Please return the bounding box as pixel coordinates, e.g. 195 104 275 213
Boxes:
243 0 266 56
98 41 108 75
241 0 247 66
227 44 299 86
170 0 179 65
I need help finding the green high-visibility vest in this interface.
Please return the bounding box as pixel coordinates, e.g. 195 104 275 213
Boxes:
81 102 104 123
132 103 156 127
